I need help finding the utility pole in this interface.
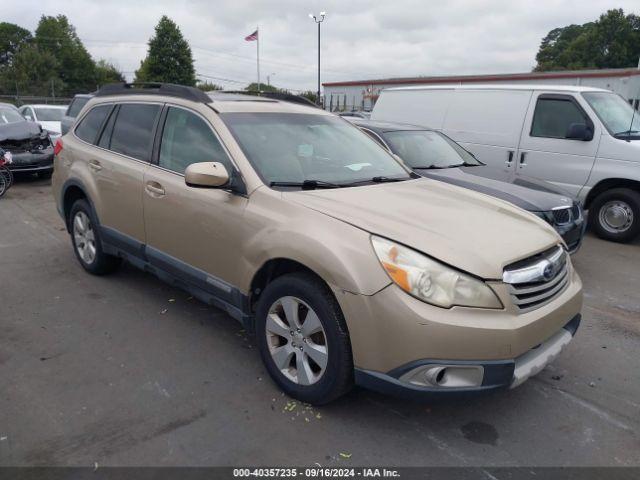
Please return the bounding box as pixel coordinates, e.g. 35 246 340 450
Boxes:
309 12 326 107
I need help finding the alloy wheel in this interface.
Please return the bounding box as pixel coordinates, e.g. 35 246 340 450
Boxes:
73 211 97 264
599 200 634 234
265 296 328 386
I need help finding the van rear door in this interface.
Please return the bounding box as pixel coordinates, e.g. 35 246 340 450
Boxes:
441 89 532 176
516 92 599 197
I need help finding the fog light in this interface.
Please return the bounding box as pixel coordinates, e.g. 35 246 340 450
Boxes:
399 364 484 388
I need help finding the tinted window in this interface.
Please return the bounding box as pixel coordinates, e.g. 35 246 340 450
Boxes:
98 107 117 149
110 104 160 161
531 98 587 139
75 105 111 144
159 107 231 174
383 130 480 168
67 97 90 118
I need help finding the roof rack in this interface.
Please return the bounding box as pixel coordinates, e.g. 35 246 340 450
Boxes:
95 83 211 103
212 90 319 108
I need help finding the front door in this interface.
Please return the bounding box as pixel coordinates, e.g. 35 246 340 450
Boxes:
516 93 600 197
142 105 248 301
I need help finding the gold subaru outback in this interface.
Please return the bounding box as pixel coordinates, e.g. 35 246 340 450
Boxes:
52 84 583 404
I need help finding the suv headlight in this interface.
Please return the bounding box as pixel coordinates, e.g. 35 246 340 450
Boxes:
371 236 503 309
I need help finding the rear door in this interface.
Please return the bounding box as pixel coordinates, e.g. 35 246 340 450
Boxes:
85 102 162 253
142 105 248 297
516 92 599 196
442 89 532 177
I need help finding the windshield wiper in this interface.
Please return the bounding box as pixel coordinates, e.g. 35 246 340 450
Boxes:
371 176 406 183
270 179 345 190
412 164 458 169
614 129 640 136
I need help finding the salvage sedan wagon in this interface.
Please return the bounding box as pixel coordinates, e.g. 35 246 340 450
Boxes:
52 83 583 404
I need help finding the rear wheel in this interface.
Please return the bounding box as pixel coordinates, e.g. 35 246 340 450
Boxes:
0 174 6 197
255 273 354 404
70 199 121 275
590 188 640 243
0 167 12 189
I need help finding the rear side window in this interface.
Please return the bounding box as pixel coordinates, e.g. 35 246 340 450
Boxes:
531 98 588 139
110 104 160 161
67 97 89 118
75 105 111 144
158 107 232 174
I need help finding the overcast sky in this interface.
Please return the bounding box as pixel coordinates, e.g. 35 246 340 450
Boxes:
3 0 639 91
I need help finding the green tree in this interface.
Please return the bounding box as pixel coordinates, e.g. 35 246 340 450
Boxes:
535 9 640 71
299 90 318 104
35 15 96 94
196 80 223 91
0 22 32 67
2 44 64 96
95 60 125 87
245 82 284 92
135 16 196 86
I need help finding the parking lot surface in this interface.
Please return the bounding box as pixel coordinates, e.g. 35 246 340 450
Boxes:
1 178 639 467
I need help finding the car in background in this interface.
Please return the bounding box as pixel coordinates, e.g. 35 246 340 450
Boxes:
0 102 21 113
60 94 93 135
19 104 67 142
349 118 586 253
372 85 640 243
0 104 54 178
338 111 371 119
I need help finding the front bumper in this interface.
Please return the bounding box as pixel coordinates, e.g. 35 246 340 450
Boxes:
6 149 54 173
354 314 580 400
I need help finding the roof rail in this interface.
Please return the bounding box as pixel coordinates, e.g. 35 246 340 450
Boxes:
95 83 211 103
214 90 319 108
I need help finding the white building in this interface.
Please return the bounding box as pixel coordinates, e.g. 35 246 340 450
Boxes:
323 67 640 112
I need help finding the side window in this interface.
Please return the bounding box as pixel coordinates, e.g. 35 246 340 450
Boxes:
110 103 160 162
531 97 588 139
75 105 112 144
67 97 89 118
97 106 118 149
158 107 232 174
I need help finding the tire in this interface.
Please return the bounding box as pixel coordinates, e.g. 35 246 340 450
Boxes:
255 272 354 404
589 188 640 243
0 167 12 189
69 199 121 275
0 175 6 198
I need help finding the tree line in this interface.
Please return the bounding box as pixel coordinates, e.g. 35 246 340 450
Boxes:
535 9 640 71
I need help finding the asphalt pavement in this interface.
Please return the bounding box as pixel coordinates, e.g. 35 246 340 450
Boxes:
0 177 639 467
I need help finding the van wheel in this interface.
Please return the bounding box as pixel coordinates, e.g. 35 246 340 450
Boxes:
255 273 353 405
589 188 640 243
70 199 121 275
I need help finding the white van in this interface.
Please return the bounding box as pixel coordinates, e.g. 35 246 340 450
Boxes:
372 85 640 243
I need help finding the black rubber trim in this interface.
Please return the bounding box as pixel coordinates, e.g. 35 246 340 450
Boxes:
96 83 212 103
563 313 581 336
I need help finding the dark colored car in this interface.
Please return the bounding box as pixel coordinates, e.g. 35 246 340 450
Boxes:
350 119 586 253
60 93 93 135
0 104 54 177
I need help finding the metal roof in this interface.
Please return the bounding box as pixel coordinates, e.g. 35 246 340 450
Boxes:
323 67 640 88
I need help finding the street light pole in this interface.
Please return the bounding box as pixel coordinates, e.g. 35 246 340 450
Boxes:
309 12 326 107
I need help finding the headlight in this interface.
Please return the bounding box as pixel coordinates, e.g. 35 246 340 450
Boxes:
371 236 503 309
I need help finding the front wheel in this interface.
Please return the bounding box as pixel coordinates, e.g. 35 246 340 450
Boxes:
255 273 354 404
589 188 640 243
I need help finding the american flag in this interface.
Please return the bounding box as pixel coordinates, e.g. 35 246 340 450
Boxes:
244 30 258 41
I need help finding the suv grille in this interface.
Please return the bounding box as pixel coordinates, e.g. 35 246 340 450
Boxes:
503 246 570 312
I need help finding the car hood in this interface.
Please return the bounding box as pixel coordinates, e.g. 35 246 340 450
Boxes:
287 178 560 279
0 121 43 142
415 166 575 211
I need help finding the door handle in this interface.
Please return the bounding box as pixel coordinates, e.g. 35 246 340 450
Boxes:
506 151 514 165
145 181 165 196
88 160 102 172
519 152 527 168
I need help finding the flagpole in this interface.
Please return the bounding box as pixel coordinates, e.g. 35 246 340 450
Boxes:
257 25 261 89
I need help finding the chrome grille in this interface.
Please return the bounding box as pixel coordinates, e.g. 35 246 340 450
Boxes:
503 246 570 312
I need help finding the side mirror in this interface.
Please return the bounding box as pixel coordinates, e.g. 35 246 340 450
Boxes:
566 123 593 141
185 162 230 188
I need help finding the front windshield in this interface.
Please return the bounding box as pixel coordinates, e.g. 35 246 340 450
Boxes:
0 107 25 124
582 92 640 137
383 130 480 168
34 107 65 122
221 113 410 186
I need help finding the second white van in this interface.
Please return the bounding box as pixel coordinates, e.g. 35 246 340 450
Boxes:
372 84 640 243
